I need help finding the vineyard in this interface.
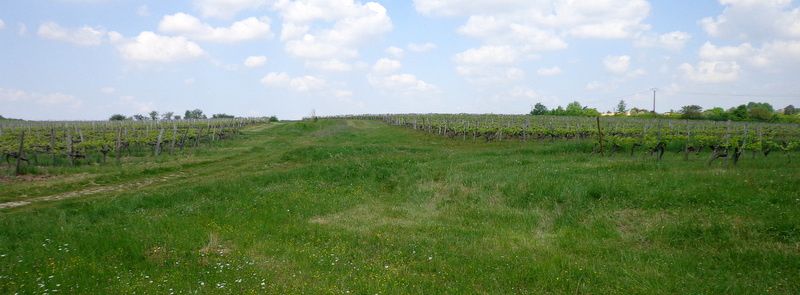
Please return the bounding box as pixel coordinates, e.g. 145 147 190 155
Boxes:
0 118 268 174
326 114 800 164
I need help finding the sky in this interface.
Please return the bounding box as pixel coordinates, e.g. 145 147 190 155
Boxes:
1 0 799 120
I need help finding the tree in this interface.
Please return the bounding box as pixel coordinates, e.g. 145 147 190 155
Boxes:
132 114 147 121
109 114 127 121
212 113 235 119
161 112 174 120
184 109 206 119
703 107 728 121
783 105 796 115
173 115 182 120
616 100 627 114
728 105 749 121
268 116 279 122
530 103 549 115
680 105 704 119
746 102 774 121
148 111 159 121
565 101 583 115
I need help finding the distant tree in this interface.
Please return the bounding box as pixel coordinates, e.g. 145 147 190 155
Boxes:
565 101 583 115
746 102 775 121
212 113 235 119
148 111 159 121
109 114 127 121
530 103 549 115
616 100 627 114
268 116 279 122
184 109 206 120
680 105 704 119
173 115 182 120
161 112 174 120
703 107 728 121
132 114 147 121
728 105 749 121
783 105 797 115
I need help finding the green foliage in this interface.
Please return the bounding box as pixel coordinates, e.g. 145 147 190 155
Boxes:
616 100 627 114
530 103 549 115
184 109 206 120
212 113 235 119
109 114 127 121
680 105 704 119
784 105 797 115
268 116 279 122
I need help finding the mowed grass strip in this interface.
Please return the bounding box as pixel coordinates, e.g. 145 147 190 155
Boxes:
1 119 798 294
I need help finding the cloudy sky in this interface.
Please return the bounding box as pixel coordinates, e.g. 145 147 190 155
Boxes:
1 0 799 120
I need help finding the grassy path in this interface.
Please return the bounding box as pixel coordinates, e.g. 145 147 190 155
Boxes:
1 120 799 294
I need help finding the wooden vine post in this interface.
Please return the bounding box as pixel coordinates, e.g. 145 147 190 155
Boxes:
596 116 604 156
15 131 25 175
684 120 691 161
155 128 164 156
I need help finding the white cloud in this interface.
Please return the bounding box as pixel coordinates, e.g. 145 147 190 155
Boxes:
305 59 353 72
37 22 107 46
700 0 800 41
408 42 437 52
244 55 267 67
274 1 392 62
158 13 272 43
536 66 562 76
194 0 267 19
118 95 154 113
260 72 327 92
679 61 741 83
385 46 404 58
368 73 437 94
100 87 116 94
372 58 402 74
454 45 520 65
137 5 150 17
0 88 82 108
117 31 206 63
0 19 5 30
603 55 631 75
635 31 691 50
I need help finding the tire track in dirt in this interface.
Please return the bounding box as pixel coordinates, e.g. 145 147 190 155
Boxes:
0 172 190 210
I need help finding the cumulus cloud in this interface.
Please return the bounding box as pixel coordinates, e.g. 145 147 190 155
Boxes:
37 22 107 46
679 61 741 83
372 58 402 74
419 0 651 86
261 72 327 92
194 0 267 19
273 0 392 64
244 55 267 67
700 0 800 41
0 88 82 108
635 31 691 50
603 55 631 75
0 19 5 30
385 46 404 59
117 31 206 63
158 13 272 43
305 59 353 72
368 73 437 94
408 42 437 52
536 66 562 76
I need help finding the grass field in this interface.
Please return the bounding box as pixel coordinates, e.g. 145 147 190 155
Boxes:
1 119 799 293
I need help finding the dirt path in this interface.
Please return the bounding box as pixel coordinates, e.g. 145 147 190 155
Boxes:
0 172 190 210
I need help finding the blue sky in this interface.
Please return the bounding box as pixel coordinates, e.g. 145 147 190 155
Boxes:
1 0 799 120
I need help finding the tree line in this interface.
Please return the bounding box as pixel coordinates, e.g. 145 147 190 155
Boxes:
531 100 799 123
109 109 278 122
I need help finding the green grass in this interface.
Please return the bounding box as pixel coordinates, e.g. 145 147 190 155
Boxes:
1 119 798 294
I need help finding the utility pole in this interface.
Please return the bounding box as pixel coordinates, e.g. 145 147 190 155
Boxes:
651 88 658 114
